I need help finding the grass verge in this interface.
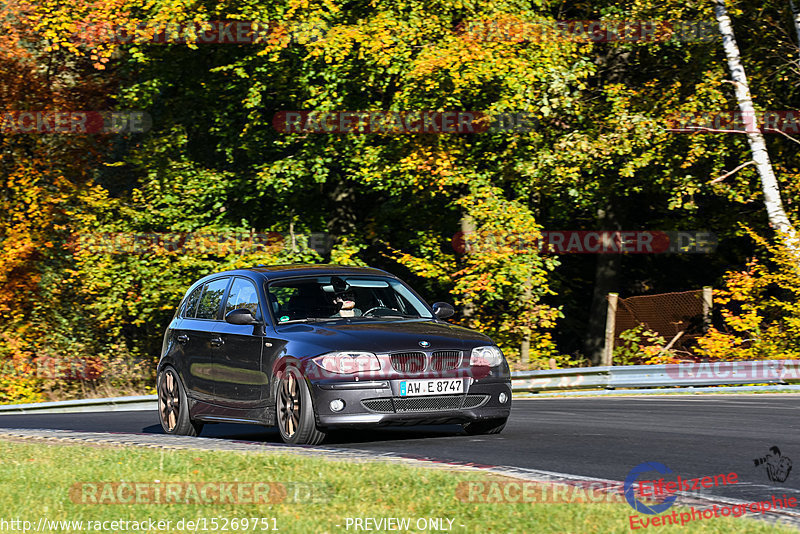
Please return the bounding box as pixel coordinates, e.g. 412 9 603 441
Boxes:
0 439 794 533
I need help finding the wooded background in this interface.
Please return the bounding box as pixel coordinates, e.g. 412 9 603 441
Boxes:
1 0 798 402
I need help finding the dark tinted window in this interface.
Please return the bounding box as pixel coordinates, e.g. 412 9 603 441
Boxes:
195 278 230 320
268 276 432 323
181 285 203 318
225 278 261 319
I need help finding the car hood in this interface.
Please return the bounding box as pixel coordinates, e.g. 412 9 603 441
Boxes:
273 319 493 355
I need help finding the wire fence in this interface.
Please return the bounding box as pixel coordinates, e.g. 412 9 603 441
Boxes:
610 288 711 357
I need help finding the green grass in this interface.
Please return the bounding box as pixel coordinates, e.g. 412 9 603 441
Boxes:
0 439 794 533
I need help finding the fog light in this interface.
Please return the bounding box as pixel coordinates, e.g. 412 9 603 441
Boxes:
498 392 508 404
330 399 345 412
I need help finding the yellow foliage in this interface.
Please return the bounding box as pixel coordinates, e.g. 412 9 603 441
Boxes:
694 229 800 361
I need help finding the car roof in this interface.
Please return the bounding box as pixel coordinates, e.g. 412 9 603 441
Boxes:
198 264 396 283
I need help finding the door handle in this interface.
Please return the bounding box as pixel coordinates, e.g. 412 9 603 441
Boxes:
210 336 224 347
176 334 189 343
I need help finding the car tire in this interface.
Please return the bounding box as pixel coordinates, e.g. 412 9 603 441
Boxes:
276 366 326 445
462 417 507 435
157 366 203 436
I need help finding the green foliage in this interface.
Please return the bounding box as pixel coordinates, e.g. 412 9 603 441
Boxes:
613 324 677 366
696 229 800 361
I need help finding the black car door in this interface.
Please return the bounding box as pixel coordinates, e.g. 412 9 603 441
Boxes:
166 283 201 382
181 277 231 403
212 276 269 409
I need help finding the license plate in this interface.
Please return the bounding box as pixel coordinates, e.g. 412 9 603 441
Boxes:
399 378 463 396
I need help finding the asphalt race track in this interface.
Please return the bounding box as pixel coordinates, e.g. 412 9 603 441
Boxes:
1 395 799 506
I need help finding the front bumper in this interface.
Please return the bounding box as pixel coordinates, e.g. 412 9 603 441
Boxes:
310 377 511 428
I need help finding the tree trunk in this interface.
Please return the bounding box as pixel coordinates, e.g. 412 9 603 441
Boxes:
520 334 530 365
714 0 797 245
459 213 477 327
584 207 620 365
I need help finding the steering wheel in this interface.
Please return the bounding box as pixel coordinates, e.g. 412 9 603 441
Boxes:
362 306 399 316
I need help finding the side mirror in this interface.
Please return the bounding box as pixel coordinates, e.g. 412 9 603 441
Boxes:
432 302 455 319
225 308 258 325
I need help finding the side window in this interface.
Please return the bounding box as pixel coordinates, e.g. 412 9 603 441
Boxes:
225 278 261 319
181 285 203 318
269 285 299 314
195 278 230 320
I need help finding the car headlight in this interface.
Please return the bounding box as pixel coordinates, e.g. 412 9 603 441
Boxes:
469 346 504 367
312 352 381 374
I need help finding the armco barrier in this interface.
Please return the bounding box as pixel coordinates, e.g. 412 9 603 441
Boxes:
511 366 610 392
513 360 800 393
0 360 798 413
0 395 157 414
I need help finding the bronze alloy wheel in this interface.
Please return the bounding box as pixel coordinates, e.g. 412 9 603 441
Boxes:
157 366 202 436
279 372 301 437
276 367 326 445
158 368 181 431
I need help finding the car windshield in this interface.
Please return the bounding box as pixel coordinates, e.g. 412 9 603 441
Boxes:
267 276 433 323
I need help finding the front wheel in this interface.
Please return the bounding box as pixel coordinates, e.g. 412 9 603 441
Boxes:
462 417 508 435
276 367 327 445
157 366 203 436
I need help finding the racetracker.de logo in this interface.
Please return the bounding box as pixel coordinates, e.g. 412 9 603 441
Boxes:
664 360 800 383
73 20 301 45
69 482 326 504
666 111 800 134
0 111 151 134
272 111 536 134
67 232 308 256
455 480 627 503
451 230 717 254
458 19 716 43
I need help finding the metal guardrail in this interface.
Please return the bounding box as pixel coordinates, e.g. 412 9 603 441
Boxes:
511 360 800 393
0 360 797 413
0 395 157 414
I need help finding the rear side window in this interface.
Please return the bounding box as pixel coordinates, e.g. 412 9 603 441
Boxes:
180 285 203 318
225 278 261 319
195 278 230 320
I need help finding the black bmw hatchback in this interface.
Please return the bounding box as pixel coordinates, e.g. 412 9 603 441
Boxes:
157 265 512 444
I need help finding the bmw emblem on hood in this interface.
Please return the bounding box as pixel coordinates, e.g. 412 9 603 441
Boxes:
419 340 430 348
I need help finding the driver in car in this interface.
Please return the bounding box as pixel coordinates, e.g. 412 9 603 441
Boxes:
332 291 362 317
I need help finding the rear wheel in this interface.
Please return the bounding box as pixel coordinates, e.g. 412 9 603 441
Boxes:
276 367 326 445
462 417 507 435
157 366 203 436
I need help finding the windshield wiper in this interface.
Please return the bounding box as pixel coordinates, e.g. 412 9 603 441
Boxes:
354 314 420 319
277 317 341 324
